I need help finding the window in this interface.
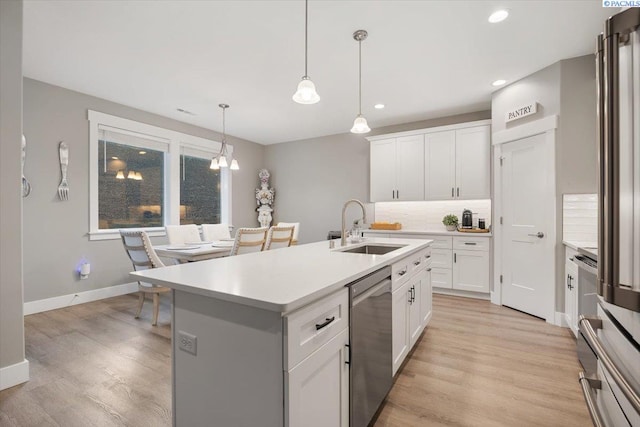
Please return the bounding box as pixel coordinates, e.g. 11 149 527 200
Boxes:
88 111 232 240
98 129 167 229
180 146 222 225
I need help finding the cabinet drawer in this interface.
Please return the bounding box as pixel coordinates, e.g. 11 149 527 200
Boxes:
431 249 452 269
284 289 348 370
427 236 453 249
431 268 452 289
453 236 489 251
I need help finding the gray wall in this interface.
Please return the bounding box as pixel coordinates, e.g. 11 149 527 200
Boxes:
264 111 490 244
492 55 597 312
23 78 265 302
0 0 26 376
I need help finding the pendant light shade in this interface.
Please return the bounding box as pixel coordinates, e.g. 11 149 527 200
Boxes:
293 77 320 104
350 30 371 134
292 0 320 104
210 104 239 171
115 170 125 179
351 115 371 134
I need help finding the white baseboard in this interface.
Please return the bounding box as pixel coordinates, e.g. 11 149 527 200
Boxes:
433 288 491 301
0 359 29 391
24 282 138 315
554 311 569 328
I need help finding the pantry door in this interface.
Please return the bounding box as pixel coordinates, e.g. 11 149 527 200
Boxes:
500 132 555 321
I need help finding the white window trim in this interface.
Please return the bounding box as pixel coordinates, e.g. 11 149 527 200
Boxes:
88 110 233 241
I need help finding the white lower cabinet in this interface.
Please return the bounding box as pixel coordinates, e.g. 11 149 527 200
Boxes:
392 280 411 375
431 267 452 289
285 328 349 427
564 246 579 337
452 249 489 293
392 264 431 376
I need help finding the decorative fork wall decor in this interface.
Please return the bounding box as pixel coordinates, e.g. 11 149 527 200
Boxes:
21 135 31 198
58 141 69 201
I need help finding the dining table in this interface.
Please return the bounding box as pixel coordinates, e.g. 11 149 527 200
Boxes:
154 241 233 263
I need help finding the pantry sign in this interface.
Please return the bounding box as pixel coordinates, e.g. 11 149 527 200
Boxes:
505 102 538 123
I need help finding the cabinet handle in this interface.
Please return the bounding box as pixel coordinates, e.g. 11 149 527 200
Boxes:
408 288 413 304
567 274 571 288
425 255 431 259
464 242 477 246
315 316 336 330
414 260 421 266
397 189 399 199
457 187 460 197
427 268 432 272
345 344 350 365
451 187 454 198
398 269 407 276
454 253 457 263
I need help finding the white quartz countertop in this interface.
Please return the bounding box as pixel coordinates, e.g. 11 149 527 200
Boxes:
563 240 597 251
363 228 492 237
131 237 432 314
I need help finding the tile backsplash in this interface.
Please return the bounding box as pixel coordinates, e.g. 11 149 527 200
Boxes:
375 200 492 231
563 194 598 244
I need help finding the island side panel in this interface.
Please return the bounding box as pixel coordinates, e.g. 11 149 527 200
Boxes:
173 290 284 427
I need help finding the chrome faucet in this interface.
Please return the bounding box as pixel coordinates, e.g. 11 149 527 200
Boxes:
341 199 368 246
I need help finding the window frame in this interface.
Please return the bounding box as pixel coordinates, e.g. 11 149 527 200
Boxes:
88 110 232 241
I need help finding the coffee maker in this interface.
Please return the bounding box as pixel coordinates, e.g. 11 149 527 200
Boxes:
461 209 473 229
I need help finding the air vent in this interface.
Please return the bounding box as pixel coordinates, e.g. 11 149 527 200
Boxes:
176 108 196 116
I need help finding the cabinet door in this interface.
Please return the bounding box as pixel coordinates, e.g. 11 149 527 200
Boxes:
455 126 490 200
431 267 452 289
565 260 579 336
452 249 490 293
286 328 349 427
431 248 452 269
396 135 425 201
370 138 397 202
420 269 432 327
392 281 411 375
425 130 456 200
409 276 423 348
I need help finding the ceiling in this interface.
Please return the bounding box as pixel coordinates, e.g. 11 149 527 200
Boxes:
23 1 615 145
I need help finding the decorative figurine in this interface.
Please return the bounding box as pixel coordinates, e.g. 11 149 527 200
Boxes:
255 169 275 228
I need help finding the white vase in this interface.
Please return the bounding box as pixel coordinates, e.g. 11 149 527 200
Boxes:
446 224 457 231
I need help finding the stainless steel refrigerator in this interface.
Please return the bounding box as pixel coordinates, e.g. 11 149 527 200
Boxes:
579 7 640 427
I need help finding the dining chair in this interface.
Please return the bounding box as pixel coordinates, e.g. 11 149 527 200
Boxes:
201 223 232 241
277 222 300 245
165 224 201 245
120 230 171 326
230 227 268 256
264 225 295 250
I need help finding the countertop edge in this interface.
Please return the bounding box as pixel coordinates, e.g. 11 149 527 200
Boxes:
363 229 492 237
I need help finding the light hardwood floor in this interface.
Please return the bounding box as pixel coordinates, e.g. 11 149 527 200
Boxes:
0 293 589 426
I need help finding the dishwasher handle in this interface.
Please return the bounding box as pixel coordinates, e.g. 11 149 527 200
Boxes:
352 279 391 307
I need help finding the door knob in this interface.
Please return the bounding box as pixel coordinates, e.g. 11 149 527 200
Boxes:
528 232 544 238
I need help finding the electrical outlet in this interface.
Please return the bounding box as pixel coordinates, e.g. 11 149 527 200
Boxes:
178 331 197 356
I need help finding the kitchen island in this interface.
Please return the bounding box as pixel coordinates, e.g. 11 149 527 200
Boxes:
131 237 432 427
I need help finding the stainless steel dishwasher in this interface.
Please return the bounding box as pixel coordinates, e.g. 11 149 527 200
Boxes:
348 266 393 427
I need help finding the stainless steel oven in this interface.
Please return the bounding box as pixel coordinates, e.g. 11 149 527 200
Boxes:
348 266 393 427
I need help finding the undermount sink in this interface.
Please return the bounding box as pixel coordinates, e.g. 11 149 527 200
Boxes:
337 244 406 255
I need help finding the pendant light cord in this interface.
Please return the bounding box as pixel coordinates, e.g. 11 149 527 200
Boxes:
304 0 308 77
358 39 362 116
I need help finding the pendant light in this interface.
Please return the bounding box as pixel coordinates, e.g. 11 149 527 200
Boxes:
210 104 240 171
350 30 371 134
292 0 320 104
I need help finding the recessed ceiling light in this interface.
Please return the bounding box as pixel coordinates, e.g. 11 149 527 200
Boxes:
139 151 146 155
374 104 385 109
492 79 507 86
111 156 118 160
488 10 509 23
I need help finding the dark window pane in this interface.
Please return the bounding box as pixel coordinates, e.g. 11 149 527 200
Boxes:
98 140 164 229
180 155 221 225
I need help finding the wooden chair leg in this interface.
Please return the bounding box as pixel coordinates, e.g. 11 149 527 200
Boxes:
152 293 160 326
135 291 145 319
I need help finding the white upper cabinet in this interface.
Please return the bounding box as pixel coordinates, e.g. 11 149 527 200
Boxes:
455 126 491 200
370 138 397 202
370 136 424 202
425 131 456 200
369 121 491 202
